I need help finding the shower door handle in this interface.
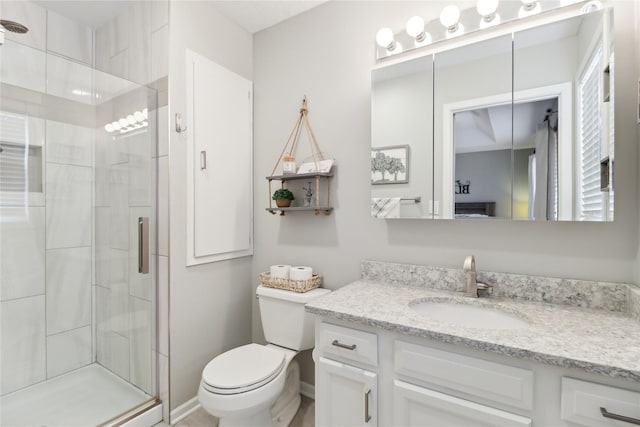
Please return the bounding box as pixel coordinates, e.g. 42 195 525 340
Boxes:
138 217 149 274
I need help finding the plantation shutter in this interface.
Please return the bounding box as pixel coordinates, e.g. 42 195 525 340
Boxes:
0 112 29 193
578 45 603 221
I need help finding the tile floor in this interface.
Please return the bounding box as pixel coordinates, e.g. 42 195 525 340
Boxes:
154 396 314 427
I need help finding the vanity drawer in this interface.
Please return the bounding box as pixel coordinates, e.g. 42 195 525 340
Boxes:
561 377 640 426
395 340 534 410
318 322 378 366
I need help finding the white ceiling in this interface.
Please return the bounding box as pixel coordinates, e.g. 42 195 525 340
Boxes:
31 0 326 33
209 1 327 34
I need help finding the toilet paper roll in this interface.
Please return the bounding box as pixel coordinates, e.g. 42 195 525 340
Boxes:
270 265 291 279
290 266 313 281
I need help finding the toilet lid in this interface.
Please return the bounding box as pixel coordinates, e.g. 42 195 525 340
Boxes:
202 344 286 394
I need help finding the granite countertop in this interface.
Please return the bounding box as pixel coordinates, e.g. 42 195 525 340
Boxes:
306 279 640 382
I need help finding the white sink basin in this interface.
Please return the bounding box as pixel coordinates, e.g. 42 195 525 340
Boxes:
410 300 530 330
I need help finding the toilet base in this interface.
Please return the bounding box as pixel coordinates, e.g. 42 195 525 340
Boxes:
271 360 301 427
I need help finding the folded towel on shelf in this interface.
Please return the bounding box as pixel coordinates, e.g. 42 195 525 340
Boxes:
371 197 401 218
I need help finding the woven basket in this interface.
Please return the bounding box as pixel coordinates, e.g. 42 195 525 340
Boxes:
259 272 322 293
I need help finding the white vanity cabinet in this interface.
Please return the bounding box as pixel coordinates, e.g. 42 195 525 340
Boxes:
314 319 640 427
315 322 378 426
393 340 533 426
393 380 531 426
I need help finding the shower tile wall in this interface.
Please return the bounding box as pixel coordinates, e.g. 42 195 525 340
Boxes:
1 0 156 397
0 118 94 396
95 1 169 87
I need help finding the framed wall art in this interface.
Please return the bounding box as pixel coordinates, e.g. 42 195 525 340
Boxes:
371 145 409 185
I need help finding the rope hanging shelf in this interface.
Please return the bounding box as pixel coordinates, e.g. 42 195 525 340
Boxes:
266 97 334 216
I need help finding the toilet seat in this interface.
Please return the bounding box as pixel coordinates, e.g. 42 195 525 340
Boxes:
202 344 286 395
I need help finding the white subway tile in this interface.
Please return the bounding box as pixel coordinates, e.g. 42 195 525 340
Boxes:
45 163 92 249
0 0 47 50
46 120 93 167
110 332 130 381
46 10 93 64
1 296 46 394
151 26 169 82
46 247 91 335
46 326 92 378
0 206 45 301
129 297 152 394
0 41 45 93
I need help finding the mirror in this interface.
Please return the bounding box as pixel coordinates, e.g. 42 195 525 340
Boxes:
370 9 614 221
371 55 433 218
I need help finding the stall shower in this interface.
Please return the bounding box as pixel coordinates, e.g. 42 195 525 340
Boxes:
0 7 160 426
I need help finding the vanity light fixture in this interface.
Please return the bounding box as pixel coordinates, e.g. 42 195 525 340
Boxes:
406 16 432 47
104 108 148 135
375 0 592 60
581 0 603 13
518 0 541 18
477 0 501 29
376 27 402 53
440 5 464 38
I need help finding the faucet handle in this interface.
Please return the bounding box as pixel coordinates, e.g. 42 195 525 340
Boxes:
463 255 475 272
476 281 493 297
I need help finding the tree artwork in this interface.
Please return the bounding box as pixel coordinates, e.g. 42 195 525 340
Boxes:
371 146 409 184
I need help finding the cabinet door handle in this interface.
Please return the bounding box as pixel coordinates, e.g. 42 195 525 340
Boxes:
364 389 372 423
331 340 356 350
600 407 640 425
200 150 207 170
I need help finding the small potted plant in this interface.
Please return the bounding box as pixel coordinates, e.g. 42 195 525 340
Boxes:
272 188 295 208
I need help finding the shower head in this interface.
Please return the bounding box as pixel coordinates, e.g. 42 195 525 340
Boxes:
0 20 28 34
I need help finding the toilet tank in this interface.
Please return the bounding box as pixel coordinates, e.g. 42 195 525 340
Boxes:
257 285 331 351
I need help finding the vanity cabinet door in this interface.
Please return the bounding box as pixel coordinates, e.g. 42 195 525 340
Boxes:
393 380 532 427
316 357 377 427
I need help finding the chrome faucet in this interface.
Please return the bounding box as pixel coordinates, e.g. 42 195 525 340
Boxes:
463 255 492 298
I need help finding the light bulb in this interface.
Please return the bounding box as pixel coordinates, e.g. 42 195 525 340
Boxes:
134 111 144 122
440 5 461 29
119 118 129 128
376 27 395 50
518 0 541 17
142 108 148 120
581 1 602 12
477 0 499 17
111 121 121 131
127 114 136 125
445 22 464 38
105 123 114 133
479 13 500 28
406 16 425 39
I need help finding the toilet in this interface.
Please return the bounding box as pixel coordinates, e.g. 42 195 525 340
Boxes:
198 285 331 427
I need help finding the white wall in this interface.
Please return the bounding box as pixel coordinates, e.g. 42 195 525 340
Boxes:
167 1 253 413
253 1 639 385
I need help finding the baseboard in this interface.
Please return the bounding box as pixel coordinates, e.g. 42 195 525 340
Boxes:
170 396 201 425
300 381 315 400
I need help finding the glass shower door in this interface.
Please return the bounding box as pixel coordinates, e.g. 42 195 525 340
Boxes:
0 38 159 426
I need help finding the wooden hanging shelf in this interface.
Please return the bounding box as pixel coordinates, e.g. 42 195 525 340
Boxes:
266 97 334 216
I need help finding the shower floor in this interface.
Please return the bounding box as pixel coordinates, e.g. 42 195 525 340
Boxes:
1 363 151 427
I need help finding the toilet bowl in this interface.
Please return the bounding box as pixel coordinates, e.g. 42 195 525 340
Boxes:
198 285 330 427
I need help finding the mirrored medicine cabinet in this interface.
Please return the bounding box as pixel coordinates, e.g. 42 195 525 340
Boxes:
371 9 614 221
